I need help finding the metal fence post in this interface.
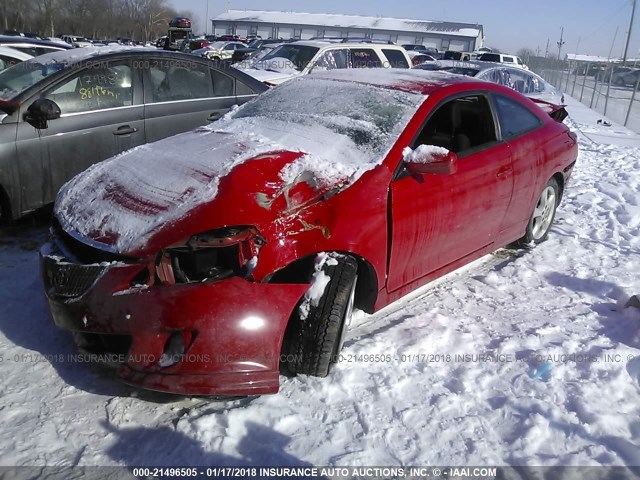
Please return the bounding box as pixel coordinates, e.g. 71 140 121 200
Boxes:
579 62 590 102
590 70 598 108
564 59 571 92
604 68 613 116
571 63 579 97
624 74 640 126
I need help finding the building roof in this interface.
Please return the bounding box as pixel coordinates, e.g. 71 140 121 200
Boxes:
212 10 482 38
565 53 640 63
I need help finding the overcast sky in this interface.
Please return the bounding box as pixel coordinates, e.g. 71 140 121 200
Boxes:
169 0 640 58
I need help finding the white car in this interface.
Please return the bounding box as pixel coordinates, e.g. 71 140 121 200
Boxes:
477 52 528 70
241 40 412 86
193 41 247 61
59 35 93 48
0 46 33 71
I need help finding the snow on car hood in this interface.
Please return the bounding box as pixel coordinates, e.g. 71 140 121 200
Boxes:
55 121 378 254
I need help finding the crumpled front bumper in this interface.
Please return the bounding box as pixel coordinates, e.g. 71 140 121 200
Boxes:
40 242 309 396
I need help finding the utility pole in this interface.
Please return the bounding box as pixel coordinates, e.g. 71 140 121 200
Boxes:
545 38 550 58
205 0 210 35
623 0 637 65
557 26 565 61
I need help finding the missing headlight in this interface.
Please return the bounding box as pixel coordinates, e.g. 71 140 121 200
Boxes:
156 226 264 285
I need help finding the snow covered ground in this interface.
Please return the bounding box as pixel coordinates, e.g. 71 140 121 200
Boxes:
0 95 639 470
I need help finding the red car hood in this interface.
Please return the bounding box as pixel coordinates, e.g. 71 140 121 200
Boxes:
55 127 308 257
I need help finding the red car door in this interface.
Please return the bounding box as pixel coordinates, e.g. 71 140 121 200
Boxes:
387 94 515 292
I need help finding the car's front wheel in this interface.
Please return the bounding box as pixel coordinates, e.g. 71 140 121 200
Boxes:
283 254 358 377
514 177 559 247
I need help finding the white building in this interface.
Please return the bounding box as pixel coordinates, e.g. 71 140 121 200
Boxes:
211 10 484 52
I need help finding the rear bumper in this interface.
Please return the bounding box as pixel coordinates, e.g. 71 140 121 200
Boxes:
41 242 308 396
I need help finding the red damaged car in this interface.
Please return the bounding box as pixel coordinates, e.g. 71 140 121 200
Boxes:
40 69 578 396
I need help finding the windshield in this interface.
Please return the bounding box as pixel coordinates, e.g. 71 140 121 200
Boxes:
258 44 320 72
231 77 423 159
0 61 65 100
478 53 500 62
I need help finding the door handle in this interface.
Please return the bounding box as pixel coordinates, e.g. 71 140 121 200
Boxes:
496 166 513 179
113 125 137 135
207 111 224 121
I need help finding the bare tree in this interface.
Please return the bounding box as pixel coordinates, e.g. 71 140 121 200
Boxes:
0 0 181 41
517 48 536 64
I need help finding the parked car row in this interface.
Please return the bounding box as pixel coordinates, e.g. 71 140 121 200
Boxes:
234 40 412 85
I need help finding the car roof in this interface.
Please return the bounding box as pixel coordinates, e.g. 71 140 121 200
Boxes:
437 60 525 72
9 47 269 99
18 46 164 65
286 40 405 49
309 68 485 95
0 45 34 59
0 35 72 49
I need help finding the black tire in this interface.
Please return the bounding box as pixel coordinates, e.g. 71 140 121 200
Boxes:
283 254 358 377
514 177 559 247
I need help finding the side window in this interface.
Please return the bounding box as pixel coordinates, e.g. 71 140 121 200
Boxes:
503 56 514 64
149 62 213 102
382 49 409 69
350 49 382 68
499 69 513 88
494 94 542 139
531 76 545 93
44 62 133 114
236 80 256 96
212 69 234 96
480 69 500 84
313 49 349 70
506 69 528 93
413 95 497 155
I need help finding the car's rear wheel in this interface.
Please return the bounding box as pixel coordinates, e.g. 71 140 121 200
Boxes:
283 254 358 377
514 177 559 247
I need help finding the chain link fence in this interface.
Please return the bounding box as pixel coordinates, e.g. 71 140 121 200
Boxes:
528 56 640 133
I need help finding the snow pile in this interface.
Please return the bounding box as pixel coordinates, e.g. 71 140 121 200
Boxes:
402 145 449 163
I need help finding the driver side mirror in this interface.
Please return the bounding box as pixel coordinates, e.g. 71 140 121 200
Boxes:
24 98 61 130
404 145 458 175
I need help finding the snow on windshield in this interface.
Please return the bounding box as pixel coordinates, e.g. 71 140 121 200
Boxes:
231 76 425 184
